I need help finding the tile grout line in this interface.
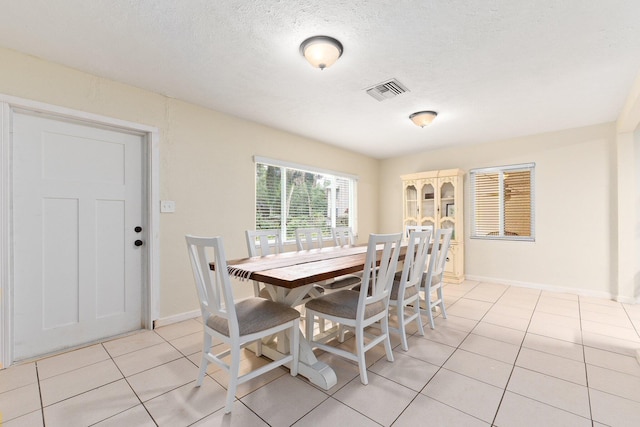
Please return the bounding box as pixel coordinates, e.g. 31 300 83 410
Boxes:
13 284 638 426
577 296 596 425
409 281 536 425
34 360 46 426
88 342 159 427
488 286 542 426
168 324 291 424
391 281 500 425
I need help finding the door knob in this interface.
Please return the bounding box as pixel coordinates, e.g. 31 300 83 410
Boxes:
134 240 144 247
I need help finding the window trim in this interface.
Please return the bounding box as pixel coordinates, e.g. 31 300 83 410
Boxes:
253 156 358 242
470 162 535 242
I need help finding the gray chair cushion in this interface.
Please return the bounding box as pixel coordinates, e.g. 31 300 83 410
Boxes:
322 275 361 290
305 290 385 320
390 279 418 301
259 285 325 300
207 298 300 337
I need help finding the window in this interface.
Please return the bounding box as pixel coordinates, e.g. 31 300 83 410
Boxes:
254 156 357 242
470 163 535 241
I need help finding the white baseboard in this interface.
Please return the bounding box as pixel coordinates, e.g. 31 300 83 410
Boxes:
464 275 639 304
153 309 200 329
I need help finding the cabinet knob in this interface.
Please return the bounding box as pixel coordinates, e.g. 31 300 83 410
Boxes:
134 240 144 247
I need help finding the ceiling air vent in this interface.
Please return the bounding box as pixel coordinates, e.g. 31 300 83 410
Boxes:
365 78 410 101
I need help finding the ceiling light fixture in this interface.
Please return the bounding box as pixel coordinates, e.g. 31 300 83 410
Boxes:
300 35 343 70
409 111 438 128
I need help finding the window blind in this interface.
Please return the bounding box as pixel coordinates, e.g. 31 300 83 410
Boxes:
255 157 357 242
471 163 534 241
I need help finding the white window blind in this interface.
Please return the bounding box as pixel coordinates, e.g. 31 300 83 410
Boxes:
254 157 357 242
470 163 535 241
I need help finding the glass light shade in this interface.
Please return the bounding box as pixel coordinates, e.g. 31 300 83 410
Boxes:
409 111 438 127
300 36 343 70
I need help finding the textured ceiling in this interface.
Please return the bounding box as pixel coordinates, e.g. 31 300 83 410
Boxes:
0 0 639 158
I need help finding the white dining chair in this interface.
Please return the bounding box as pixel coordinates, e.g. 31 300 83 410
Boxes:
404 224 434 241
388 229 431 351
295 227 325 250
331 226 356 246
245 229 284 297
186 235 300 414
245 229 325 301
421 228 453 329
305 233 402 385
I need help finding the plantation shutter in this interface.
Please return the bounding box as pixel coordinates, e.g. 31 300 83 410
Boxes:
471 163 534 241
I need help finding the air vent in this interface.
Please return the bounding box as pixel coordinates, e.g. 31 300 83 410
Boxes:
365 78 410 101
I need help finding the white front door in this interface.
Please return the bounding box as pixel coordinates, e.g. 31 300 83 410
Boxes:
12 112 145 360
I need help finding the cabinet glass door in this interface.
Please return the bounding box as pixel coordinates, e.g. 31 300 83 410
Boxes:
420 183 435 220
439 180 456 240
405 184 418 221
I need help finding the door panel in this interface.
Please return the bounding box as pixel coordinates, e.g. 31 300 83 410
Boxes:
96 199 126 318
42 197 80 329
13 112 144 360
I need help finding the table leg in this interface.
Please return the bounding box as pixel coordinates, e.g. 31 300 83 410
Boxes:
258 332 337 389
258 284 338 390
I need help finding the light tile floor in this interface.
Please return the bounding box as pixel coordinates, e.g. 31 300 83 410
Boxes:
2 281 640 426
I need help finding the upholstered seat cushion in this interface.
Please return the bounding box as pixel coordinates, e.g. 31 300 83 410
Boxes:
390 279 418 301
207 298 300 337
304 290 385 320
322 275 361 290
259 285 325 300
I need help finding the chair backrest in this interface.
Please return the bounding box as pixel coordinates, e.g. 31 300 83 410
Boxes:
245 229 284 257
295 227 324 251
396 229 432 296
331 226 356 246
424 228 453 288
357 233 403 319
186 235 240 336
405 225 434 241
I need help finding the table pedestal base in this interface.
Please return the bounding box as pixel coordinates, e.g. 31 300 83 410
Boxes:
254 284 338 389
259 335 337 390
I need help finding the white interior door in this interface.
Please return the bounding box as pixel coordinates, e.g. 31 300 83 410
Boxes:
12 111 145 360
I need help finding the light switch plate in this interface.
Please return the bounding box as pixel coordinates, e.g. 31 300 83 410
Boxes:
160 200 176 213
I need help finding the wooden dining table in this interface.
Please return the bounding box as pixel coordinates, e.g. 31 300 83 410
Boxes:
219 243 407 390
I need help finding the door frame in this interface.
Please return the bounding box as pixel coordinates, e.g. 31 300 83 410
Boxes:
0 94 160 368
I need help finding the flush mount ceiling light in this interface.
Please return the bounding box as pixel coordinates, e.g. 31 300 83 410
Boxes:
409 111 438 128
300 35 343 70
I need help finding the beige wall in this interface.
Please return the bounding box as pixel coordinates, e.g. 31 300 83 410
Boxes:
380 123 619 298
0 47 380 318
2 44 638 322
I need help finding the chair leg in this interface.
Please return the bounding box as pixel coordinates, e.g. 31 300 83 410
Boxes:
438 286 447 319
398 302 409 352
338 324 346 342
196 333 211 387
427 303 435 329
381 315 394 363
426 290 436 329
225 349 241 414
255 337 263 357
290 320 300 377
414 300 425 337
355 326 368 385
